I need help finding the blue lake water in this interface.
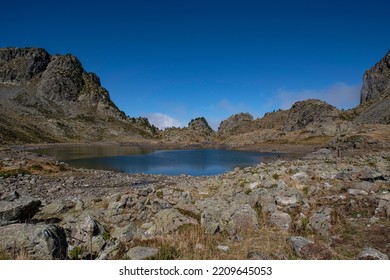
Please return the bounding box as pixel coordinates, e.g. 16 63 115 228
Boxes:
32 146 281 176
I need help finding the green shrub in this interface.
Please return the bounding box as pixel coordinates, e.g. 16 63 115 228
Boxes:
69 247 83 260
102 231 111 241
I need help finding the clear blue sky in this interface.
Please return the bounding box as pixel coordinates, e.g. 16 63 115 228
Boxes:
2 0 390 129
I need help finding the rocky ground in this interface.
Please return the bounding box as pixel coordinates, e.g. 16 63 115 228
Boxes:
0 146 389 260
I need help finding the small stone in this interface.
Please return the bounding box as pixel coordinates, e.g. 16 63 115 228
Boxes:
0 191 20 202
348 189 368 196
291 172 308 181
358 247 389 260
92 235 106 253
126 246 158 260
216 245 230 252
353 182 376 193
249 182 259 190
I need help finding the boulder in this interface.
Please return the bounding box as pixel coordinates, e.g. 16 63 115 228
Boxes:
352 181 376 193
358 247 389 260
96 243 122 260
287 236 332 259
72 215 106 245
198 199 258 236
112 224 138 243
33 200 74 220
269 211 291 231
216 245 230 252
287 236 314 257
0 223 68 259
309 207 333 237
376 198 390 219
91 235 106 253
0 194 41 225
152 208 198 234
347 189 368 196
126 246 158 260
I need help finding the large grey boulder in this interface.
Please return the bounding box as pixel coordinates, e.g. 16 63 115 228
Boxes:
151 208 198 235
0 194 41 225
0 223 68 259
197 199 259 236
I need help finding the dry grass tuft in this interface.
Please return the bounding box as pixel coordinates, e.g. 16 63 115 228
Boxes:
129 222 295 260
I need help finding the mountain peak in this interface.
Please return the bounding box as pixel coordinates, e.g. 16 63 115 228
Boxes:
360 50 390 104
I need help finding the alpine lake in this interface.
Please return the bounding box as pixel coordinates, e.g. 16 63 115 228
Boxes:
31 145 283 176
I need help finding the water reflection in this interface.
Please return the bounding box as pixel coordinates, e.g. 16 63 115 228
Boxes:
33 146 281 176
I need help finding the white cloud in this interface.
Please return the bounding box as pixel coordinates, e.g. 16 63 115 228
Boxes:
147 113 182 130
277 83 361 110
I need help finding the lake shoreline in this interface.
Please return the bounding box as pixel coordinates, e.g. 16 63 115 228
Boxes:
11 140 317 156
23 144 288 176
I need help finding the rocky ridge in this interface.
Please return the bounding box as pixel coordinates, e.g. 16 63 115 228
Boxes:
159 117 214 144
0 47 157 144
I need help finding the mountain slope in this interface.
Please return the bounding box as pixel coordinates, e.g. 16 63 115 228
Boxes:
0 47 157 144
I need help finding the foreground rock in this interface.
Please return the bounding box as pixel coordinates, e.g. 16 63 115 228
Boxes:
287 236 333 260
126 246 158 260
0 193 41 225
0 223 68 259
358 247 389 260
